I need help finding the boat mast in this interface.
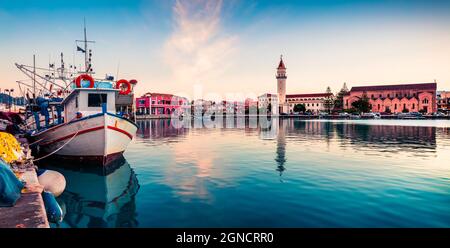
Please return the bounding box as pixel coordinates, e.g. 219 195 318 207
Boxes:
33 55 36 102
83 19 88 73
76 18 95 74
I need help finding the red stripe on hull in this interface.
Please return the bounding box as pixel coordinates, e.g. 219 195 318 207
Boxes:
39 125 133 146
107 125 133 140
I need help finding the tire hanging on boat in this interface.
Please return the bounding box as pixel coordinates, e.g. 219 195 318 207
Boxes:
116 79 131 95
74 74 95 88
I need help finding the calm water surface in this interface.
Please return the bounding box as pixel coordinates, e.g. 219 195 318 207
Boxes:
52 119 450 227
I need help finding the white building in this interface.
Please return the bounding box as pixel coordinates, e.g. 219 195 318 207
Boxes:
286 93 333 114
258 93 278 114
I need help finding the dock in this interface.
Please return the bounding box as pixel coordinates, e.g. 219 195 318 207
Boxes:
0 168 49 228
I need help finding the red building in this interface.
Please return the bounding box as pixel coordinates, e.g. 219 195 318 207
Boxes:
343 83 437 114
136 93 189 116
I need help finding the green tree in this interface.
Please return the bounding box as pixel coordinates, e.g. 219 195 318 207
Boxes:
333 82 349 110
323 86 334 113
293 104 306 113
351 93 371 113
385 108 392 114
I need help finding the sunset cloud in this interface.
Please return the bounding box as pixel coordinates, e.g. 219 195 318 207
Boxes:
163 0 237 86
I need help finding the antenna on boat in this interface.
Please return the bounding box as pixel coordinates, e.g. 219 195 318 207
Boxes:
83 18 88 72
76 18 95 74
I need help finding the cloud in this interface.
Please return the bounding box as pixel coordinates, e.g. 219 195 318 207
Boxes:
163 0 237 86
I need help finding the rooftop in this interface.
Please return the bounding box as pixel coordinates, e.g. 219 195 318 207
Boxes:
287 93 333 98
277 56 286 70
350 83 437 92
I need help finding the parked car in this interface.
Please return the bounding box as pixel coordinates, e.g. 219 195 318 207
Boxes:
398 112 424 119
361 112 381 119
433 112 446 117
339 112 350 117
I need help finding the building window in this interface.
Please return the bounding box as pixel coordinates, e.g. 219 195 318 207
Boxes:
379 94 382 98
403 103 406 109
88 93 107 107
317 103 319 106
387 94 390 98
378 104 380 110
395 104 397 110
371 94 374 98
396 94 398 97
422 99 429 104
412 103 415 109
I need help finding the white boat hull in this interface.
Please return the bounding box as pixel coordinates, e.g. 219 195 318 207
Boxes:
33 113 137 165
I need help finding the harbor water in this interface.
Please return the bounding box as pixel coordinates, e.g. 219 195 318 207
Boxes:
47 118 450 227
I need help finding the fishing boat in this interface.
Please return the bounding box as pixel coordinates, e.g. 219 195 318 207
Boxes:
16 23 138 165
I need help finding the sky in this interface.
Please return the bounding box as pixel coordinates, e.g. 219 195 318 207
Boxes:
1 0 450 100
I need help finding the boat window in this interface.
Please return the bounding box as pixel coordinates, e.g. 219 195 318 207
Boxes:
88 93 107 107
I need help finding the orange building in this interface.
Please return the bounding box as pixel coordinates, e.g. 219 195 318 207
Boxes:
343 83 437 114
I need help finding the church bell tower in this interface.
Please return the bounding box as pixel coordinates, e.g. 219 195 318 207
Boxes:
276 55 287 114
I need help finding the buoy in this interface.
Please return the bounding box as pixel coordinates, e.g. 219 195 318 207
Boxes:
37 169 66 197
75 74 95 88
42 191 64 223
115 79 131 95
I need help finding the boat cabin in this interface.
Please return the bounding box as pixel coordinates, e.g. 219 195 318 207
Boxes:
62 88 119 122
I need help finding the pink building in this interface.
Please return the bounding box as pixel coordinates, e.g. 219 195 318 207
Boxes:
343 83 437 114
136 93 189 116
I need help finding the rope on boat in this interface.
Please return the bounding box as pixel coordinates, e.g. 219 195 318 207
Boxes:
28 138 44 146
32 129 80 162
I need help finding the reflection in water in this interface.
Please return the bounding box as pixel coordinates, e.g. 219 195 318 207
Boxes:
138 118 441 180
129 119 450 227
42 157 140 228
274 120 286 180
261 119 437 154
137 119 188 140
